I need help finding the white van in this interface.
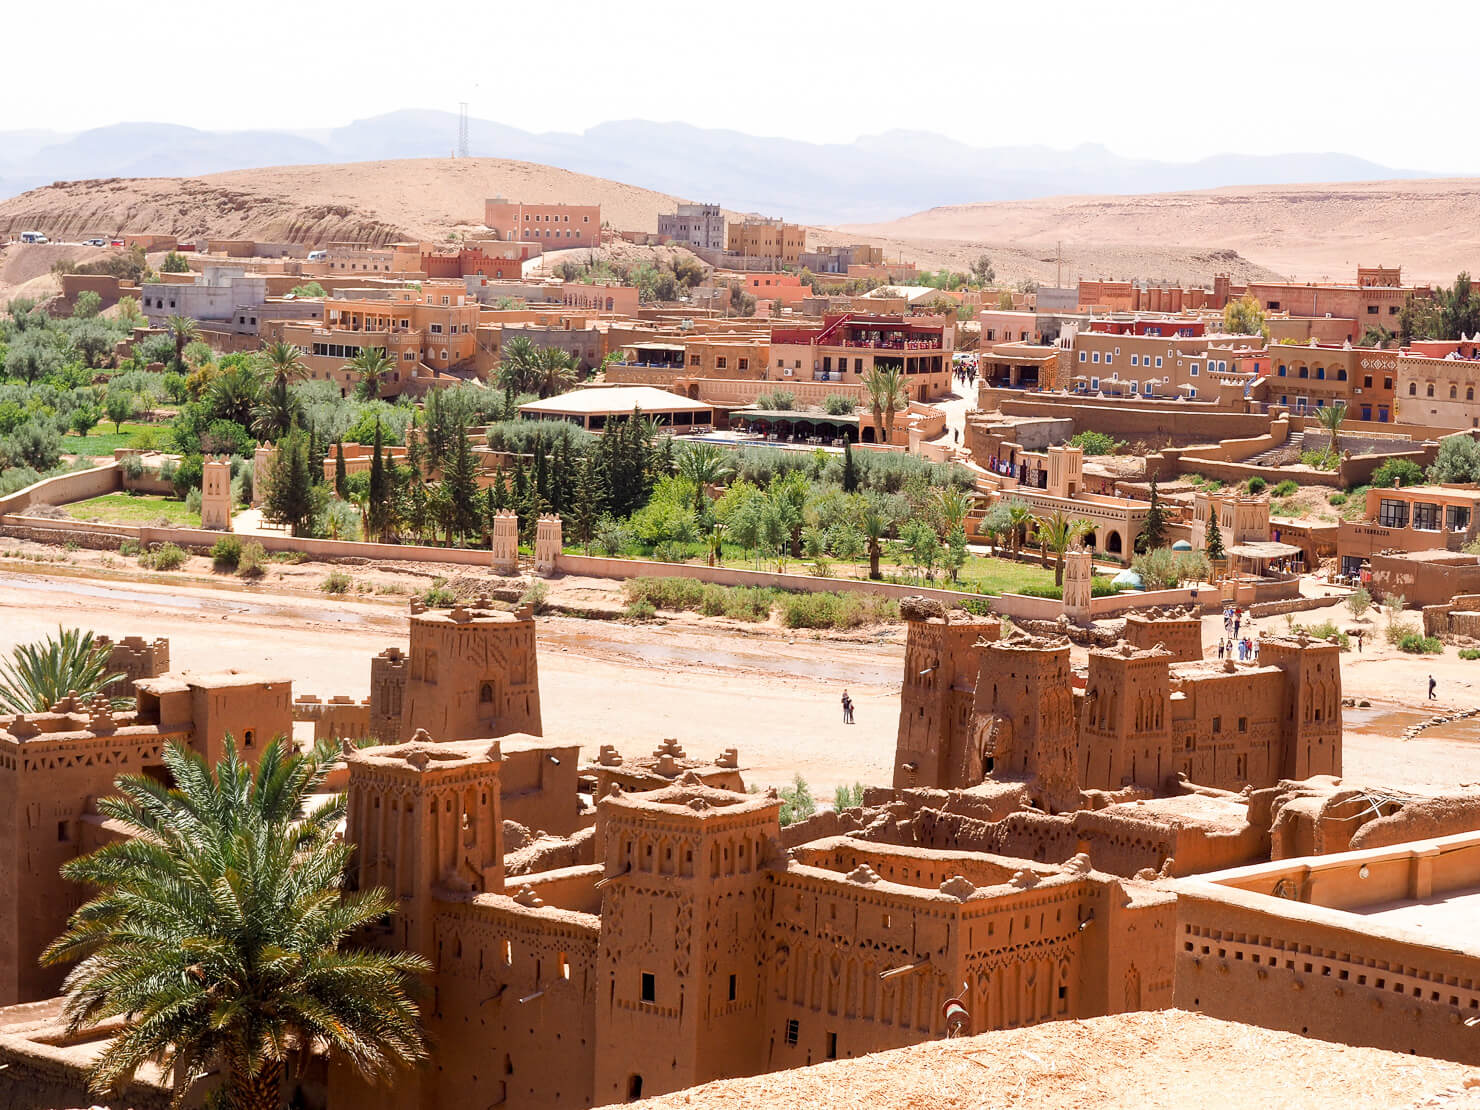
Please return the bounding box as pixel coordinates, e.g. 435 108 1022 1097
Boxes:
306 249 327 262
18 231 48 244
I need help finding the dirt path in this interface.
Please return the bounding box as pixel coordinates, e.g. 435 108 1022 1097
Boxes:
0 572 902 797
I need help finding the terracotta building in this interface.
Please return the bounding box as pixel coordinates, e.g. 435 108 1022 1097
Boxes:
725 218 805 266
0 668 291 1004
485 198 601 249
769 313 954 401
894 609 1341 800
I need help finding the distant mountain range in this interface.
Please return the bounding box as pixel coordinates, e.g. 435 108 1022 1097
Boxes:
0 110 1440 225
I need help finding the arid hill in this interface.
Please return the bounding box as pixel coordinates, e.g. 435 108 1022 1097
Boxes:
606 1010 1480 1110
839 178 1480 284
0 157 692 247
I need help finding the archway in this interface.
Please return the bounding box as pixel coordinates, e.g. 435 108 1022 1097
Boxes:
1106 530 1124 555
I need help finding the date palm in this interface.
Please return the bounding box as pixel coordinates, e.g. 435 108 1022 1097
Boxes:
42 737 428 1110
535 345 580 398
862 365 909 444
350 346 395 400
165 314 198 370
676 443 734 515
0 627 126 713
1315 400 1347 456
497 335 541 394
1005 501 1034 559
1035 510 1094 586
253 341 310 439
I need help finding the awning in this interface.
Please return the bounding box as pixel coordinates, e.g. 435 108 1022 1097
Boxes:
1228 541 1303 559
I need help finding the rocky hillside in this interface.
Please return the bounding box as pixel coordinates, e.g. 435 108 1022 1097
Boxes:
0 157 693 246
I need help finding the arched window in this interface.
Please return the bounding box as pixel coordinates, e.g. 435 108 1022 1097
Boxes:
1428 383 1435 397
1410 383 1418 396
1452 385 1459 400
1336 368 1347 381
479 682 493 704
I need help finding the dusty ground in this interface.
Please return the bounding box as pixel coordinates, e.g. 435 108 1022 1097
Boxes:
0 537 1477 798
605 1010 1480 1110
839 177 1480 285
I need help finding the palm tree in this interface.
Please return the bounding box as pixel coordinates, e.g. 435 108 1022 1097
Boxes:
932 486 975 539
862 365 909 444
0 627 126 713
1035 510 1094 586
165 314 198 370
254 340 310 439
676 443 734 515
498 335 541 394
1005 501 1034 559
859 503 890 580
349 346 395 400
42 737 428 1109
534 345 580 398
1315 400 1348 456
259 340 310 391
206 361 265 427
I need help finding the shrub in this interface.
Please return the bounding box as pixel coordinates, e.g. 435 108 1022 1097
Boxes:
822 394 856 416
1016 584 1064 600
1068 430 1124 456
1299 448 1340 471
120 454 145 480
237 541 266 579
834 783 866 810
623 598 657 620
210 534 243 570
184 487 202 515
267 550 307 564
1398 633 1443 654
1346 584 1371 619
1374 457 1425 488
1293 620 1350 649
1246 477 1267 494
778 774 816 826
320 570 352 594
518 580 548 614
171 454 203 499
778 591 898 629
1273 479 1299 497
1327 491 1348 506
1090 577 1125 597
139 542 186 571
1459 648 1480 661
119 539 142 557
422 586 457 607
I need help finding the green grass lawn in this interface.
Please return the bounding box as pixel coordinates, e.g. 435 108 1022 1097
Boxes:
62 422 164 459
64 492 200 528
949 554 1058 595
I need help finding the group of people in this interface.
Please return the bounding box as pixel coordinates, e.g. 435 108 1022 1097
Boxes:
1217 606 1259 662
953 361 978 388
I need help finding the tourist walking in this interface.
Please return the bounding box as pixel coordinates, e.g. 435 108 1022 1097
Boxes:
842 689 854 724
1217 639 1225 660
1429 675 1437 701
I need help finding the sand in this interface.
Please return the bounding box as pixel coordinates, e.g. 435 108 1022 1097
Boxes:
600 1009 1480 1109
838 177 1480 286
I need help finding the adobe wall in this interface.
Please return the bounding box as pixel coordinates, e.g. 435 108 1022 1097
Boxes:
1123 614 1202 662
500 741 581 835
291 695 371 742
1174 884 1480 1063
0 463 119 517
986 393 1272 445
1369 554 1480 608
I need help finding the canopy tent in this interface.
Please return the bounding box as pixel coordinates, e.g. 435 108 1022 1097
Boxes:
732 409 861 443
518 386 713 432
1228 540 1304 575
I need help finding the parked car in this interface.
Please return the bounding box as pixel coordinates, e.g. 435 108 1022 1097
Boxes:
18 231 48 244
82 237 106 247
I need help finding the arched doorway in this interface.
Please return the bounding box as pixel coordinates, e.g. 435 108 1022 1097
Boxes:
1106 531 1123 555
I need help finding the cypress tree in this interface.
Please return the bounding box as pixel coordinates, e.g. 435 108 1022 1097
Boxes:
1139 475 1169 551
443 426 482 545
368 419 389 542
842 441 860 493
483 486 499 546
571 454 599 554
492 467 511 511
1205 512 1226 563
333 441 348 499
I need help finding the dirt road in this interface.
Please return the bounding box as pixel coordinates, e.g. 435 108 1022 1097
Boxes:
0 569 1474 798
0 572 902 797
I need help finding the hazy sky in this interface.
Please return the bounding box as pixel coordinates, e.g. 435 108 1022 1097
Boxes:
11 0 1469 171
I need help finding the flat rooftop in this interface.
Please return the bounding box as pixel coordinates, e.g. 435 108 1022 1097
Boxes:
1351 888 1480 951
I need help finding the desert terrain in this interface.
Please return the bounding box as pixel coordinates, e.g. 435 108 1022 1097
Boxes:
0 157 693 248
7 158 1480 292
0 544 1475 801
839 177 1480 285
609 1009 1480 1110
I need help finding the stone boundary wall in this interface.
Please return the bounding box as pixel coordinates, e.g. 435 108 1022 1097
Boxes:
0 462 120 516
1249 595 1347 619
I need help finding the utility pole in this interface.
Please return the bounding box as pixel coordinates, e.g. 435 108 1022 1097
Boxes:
457 102 470 159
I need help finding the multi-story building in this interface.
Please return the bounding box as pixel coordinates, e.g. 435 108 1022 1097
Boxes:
1244 267 1432 344
769 312 953 401
657 203 725 250
266 283 480 395
1336 483 1480 578
1393 339 1480 429
484 197 601 248
1067 327 1258 401
797 243 885 274
726 217 805 266
1267 343 1396 421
